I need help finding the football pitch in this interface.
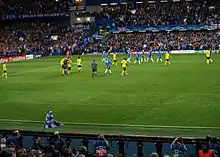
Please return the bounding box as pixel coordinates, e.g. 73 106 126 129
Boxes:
0 54 220 137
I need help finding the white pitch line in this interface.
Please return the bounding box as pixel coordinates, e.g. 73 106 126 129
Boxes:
22 65 59 73
10 65 58 76
0 119 219 130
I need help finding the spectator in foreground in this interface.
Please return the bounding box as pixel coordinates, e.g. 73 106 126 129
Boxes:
11 130 23 149
0 136 7 150
199 144 215 157
207 136 220 156
170 137 187 157
151 152 159 157
94 134 109 157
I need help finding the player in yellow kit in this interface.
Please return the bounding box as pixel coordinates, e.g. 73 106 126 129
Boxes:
164 51 170 65
67 57 73 74
112 53 117 66
76 57 82 72
60 57 65 75
1 62 7 79
205 50 213 64
121 58 128 76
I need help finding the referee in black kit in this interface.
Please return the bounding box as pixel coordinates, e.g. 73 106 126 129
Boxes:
91 60 97 79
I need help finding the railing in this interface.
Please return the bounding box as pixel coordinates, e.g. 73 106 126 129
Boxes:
0 129 207 157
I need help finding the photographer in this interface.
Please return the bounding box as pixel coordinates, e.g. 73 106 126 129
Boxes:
32 135 45 151
12 130 23 148
53 131 65 153
170 137 187 157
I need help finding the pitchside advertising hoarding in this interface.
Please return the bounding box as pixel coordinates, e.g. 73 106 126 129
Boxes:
0 54 34 63
87 50 219 55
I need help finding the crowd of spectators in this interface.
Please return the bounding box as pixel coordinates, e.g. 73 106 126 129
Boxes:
0 21 219 57
0 0 73 17
99 0 220 28
0 0 219 27
0 0 219 57
0 21 89 58
97 31 220 52
0 131 219 157
0 131 111 157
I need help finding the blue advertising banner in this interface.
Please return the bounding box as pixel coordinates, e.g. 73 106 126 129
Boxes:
110 24 219 33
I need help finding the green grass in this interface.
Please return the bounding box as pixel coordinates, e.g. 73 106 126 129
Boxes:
0 54 220 137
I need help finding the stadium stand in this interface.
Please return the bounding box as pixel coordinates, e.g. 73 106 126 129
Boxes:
98 0 220 28
0 19 90 57
99 31 220 52
0 0 219 156
0 0 73 16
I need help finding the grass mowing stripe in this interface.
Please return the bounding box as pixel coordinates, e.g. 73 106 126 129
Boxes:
0 119 220 130
10 60 94 76
0 121 218 138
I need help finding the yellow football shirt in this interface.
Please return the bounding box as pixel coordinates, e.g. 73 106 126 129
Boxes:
121 60 127 68
113 54 117 60
206 50 210 57
68 59 72 67
3 63 6 71
77 59 81 66
165 53 170 59
60 58 64 65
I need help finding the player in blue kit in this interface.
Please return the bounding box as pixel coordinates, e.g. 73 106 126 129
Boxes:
147 49 154 62
156 50 162 62
210 49 213 63
127 48 131 63
141 49 147 63
101 50 107 62
105 57 112 74
134 52 141 64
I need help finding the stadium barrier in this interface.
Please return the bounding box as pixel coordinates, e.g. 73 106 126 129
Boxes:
0 129 207 156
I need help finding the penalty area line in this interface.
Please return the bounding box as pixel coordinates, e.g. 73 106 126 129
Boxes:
0 119 219 130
